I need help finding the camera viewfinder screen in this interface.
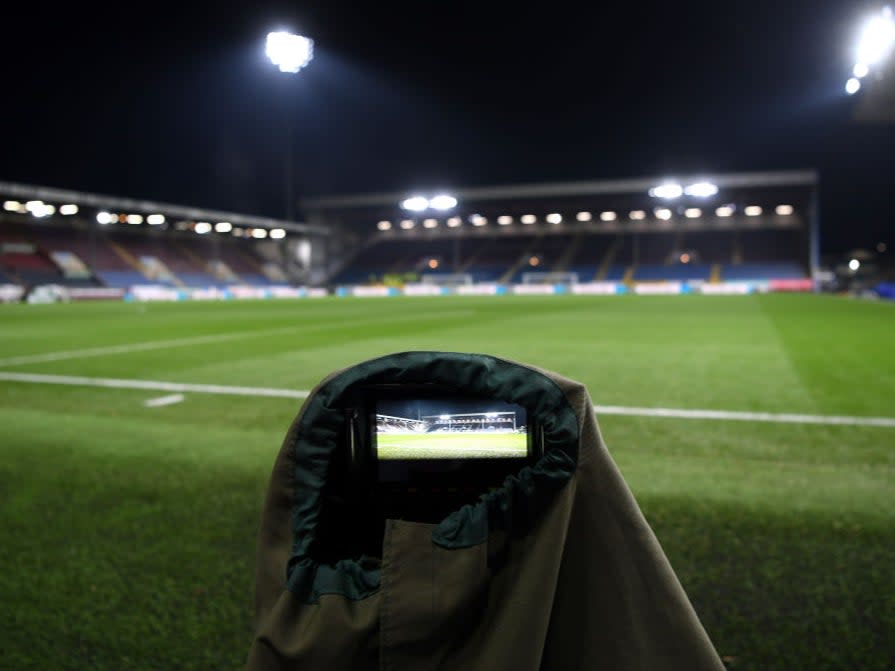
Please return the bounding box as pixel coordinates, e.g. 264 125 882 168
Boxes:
374 398 528 460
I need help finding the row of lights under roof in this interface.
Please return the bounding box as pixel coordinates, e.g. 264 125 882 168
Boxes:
376 205 795 230
4 200 80 218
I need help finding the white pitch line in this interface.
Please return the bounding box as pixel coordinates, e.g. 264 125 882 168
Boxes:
143 393 185 408
0 371 893 428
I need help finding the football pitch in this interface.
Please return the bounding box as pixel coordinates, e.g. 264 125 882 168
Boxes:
1 293 893 670
376 431 528 459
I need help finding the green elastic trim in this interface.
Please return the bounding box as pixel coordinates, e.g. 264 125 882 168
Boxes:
286 351 580 603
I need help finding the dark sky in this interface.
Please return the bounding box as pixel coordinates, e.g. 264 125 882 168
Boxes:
0 1 892 253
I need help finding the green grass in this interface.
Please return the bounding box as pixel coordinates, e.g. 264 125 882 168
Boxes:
376 431 528 459
0 294 893 670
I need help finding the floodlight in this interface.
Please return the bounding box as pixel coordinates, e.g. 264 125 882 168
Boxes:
423 218 438 228
269 228 286 239
377 220 392 231
649 183 683 199
856 10 895 66
497 215 513 225
215 222 233 233
266 31 314 74
446 217 462 228
471 215 487 227
401 196 429 212
439 415 451 420
849 258 861 271
684 182 718 197
576 211 593 222
546 213 562 224
846 77 862 95
147 214 166 225
96 211 114 224
252 228 268 239
427 259 439 269
400 219 415 229
126 214 143 225
680 253 691 264
744 205 763 216
59 204 78 215
684 208 701 218
600 211 617 221
3 200 21 212
529 256 540 266
716 205 734 217
775 205 794 216
195 222 212 234
629 210 646 220
27 201 52 218
655 208 672 220
854 62 870 78
429 194 458 210
521 214 536 224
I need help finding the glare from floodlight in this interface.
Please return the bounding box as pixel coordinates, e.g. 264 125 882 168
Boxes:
471 214 487 227
269 228 286 239
877 242 887 253
400 219 415 229
629 210 646 220
775 205 794 216
546 213 562 224
655 208 672 220
428 259 439 269
849 258 860 271
576 211 592 222
439 415 450 420
600 211 617 221
252 228 268 239
423 218 438 229
446 217 462 228
744 205 763 216
856 11 895 66
684 182 719 198
684 208 702 218
26 201 52 218
498 215 513 225
266 31 314 74
649 183 683 199
59 204 78 215
529 256 540 266
147 214 165 225
846 77 862 95
96 211 114 224
429 194 458 210
716 205 734 217
521 214 536 224
377 220 392 231
215 222 233 233
680 253 691 264
195 222 212 234
3 200 21 212
126 214 143 225
854 62 870 78
401 196 429 212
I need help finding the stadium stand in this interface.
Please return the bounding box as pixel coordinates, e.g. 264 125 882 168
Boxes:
721 263 806 281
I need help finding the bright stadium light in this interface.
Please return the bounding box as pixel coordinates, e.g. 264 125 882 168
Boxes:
745 205 763 216
26 201 53 218
195 222 212 234
269 228 286 239
423 218 438 228
649 183 683 199
775 204 794 216
846 77 862 95
377 220 392 231
252 228 268 239
59 204 78 215
146 214 165 225
600 211 617 221
854 62 870 78
546 213 562 224
684 208 702 218
716 205 735 217
266 31 314 74
684 182 719 197
471 214 488 227
655 208 673 220
3 200 21 212
849 258 861 271
399 219 415 229
446 217 462 228
215 222 233 233
856 8 895 67
439 414 450 420
401 196 429 212
96 211 114 224
126 214 143 225
429 194 458 210
497 215 513 225
576 211 593 222
629 210 646 220
521 214 536 224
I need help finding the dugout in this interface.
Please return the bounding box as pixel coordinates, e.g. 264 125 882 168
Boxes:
248 352 725 670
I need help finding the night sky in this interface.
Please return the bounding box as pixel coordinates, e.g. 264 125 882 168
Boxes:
1 1 892 253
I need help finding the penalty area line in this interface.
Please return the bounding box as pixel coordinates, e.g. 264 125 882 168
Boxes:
0 371 894 428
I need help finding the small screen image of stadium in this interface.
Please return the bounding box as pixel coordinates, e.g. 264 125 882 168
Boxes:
374 398 528 460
